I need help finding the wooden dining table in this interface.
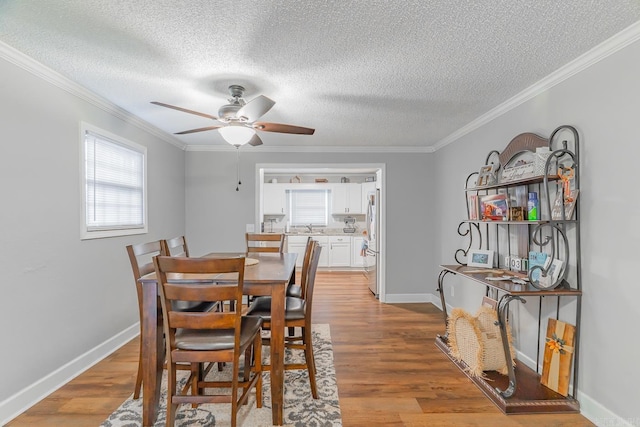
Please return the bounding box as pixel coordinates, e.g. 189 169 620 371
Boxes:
137 251 297 426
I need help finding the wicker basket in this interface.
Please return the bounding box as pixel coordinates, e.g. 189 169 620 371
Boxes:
447 306 514 377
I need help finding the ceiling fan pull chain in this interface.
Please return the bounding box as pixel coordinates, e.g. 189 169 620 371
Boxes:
236 146 241 191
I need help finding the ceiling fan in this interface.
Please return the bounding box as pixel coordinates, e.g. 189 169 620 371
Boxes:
151 85 315 147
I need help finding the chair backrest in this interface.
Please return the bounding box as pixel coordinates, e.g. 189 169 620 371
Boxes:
126 241 166 323
301 241 322 322
246 233 285 253
298 237 314 299
161 235 190 257
153 256 246 355
127 240 165 284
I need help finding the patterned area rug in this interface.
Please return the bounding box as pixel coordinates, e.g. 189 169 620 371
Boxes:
101 324 341 427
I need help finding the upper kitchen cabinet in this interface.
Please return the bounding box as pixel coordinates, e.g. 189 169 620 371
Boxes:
263 183 287 215
331 183 363 215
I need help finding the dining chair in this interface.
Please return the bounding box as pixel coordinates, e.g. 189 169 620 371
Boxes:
245 232 285 253
126 241 218 400
246 239 322 398
161 235 190 257
154 255 263 427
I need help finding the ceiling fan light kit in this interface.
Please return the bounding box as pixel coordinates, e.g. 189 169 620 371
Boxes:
151 84 314 147
219 124 256 146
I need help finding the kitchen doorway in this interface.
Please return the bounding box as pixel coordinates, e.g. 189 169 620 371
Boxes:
255 163 386 302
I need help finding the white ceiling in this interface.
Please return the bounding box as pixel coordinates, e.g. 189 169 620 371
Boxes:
1 1 640 151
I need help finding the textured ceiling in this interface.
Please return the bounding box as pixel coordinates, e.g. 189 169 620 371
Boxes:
1 1 639 150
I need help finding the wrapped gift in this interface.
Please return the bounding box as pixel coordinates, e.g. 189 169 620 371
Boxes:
541 319 576 396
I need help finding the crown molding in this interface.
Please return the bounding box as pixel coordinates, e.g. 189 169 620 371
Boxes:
0 40 186 150
432 20 640 152
184 144 433 153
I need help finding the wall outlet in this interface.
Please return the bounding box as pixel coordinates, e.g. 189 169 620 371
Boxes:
246 224 255 232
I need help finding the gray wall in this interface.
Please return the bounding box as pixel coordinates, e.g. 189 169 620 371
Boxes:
433 38 640 423
0 55 186 416
185 151 435 299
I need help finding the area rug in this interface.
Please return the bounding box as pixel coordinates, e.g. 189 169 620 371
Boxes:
101 324 341 427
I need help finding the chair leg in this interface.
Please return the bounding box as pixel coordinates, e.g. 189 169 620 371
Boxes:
287 326 296 337
166 362 178 426
303 326 319 399
255 334 263 408
133 345 143 399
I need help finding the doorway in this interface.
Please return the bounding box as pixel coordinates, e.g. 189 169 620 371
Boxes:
255 163 386 302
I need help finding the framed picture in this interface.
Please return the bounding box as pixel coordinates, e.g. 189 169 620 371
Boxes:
467 249 494 268
540 258 564 288
476 164 497 187
479 194 508 221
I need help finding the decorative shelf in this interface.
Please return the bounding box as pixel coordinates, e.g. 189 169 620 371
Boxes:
435 336 580 414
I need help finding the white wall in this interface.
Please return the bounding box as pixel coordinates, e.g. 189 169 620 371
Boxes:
0 53 186 422
432 37 640 424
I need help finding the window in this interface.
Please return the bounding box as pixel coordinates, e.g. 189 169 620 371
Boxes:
287 189 329 227
80 123 147 239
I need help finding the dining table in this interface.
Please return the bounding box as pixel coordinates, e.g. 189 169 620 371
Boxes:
137 251 297 426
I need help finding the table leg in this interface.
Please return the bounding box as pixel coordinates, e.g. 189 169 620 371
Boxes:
141 282 164 426
270 282 285 425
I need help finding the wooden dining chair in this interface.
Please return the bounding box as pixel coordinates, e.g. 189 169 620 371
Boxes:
161 235 190 257
245 232 285 253
246 240 322 399
126 241 218 400
154 255 263 427
126 240 164 399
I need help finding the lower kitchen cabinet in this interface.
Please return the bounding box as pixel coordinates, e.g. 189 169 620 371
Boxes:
286 234 353 268
328 236 351 267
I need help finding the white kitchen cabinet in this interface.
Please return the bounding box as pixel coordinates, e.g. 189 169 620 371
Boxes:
286 235 309 267
315 236 330 267
331 183 363 214
329 236 351 267
351 236 366 268
263 183 287 215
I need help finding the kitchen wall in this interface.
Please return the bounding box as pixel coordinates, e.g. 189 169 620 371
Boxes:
0 50 186 421
432 36 640 425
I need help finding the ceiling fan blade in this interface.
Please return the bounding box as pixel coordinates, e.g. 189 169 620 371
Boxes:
237 95 275 122
174 125 222 135
254 122 315 135
248 133 263 146
151 101 219 121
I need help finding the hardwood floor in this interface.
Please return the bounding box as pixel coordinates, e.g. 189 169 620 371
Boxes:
7 271 594 426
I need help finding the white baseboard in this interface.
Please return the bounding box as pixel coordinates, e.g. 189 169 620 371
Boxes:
383 293 440 304
0 323 139 426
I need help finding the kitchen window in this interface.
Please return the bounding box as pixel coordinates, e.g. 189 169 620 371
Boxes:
80 123 147 239
287 189 329 227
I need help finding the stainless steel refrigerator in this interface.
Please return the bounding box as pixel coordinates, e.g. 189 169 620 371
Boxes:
364 188 379 297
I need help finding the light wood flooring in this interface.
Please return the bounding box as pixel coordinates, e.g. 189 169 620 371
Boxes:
8 271 594 426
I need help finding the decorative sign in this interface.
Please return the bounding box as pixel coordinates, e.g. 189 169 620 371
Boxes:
501 162 535 182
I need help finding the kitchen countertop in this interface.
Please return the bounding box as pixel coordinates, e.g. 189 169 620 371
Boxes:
281 229 362 237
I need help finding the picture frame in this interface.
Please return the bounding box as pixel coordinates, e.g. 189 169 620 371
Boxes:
479 194 508 221
476 164 497 187
539 258 564 288
467 249 495 268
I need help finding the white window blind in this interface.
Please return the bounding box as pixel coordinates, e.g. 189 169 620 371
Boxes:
287 189 329 226
81 125 147 239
